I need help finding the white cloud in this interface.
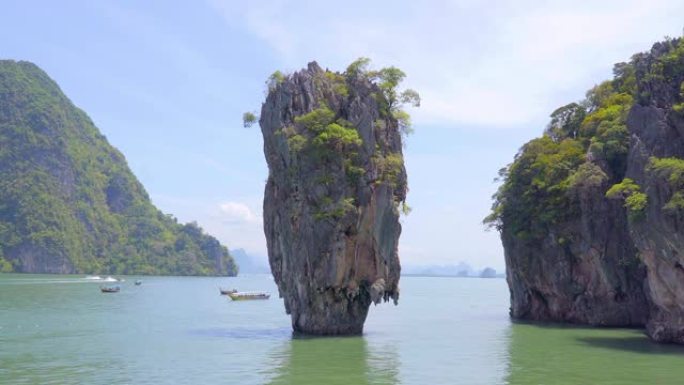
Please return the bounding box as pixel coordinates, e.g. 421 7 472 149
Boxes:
218 201 261 224
151 195 267 255
209 0 684 127
201 0 684 266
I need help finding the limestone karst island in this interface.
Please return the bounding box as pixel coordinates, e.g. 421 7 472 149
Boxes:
257 60 414 335
486 38 684 344
0 60 237 277
2 2 684 384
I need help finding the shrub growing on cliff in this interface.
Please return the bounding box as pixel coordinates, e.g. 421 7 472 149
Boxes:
605 178 641 197
375 67 408 108
566 162 608 190
294 106 336 132
266 70 286 91
323 71 349 97
345 57 372 78
242 112 257 128
375 153 404 188
287 134 307 152
647 157 684 186
0 256 13 273
605 178 648 220
375 67 421 137
400 201 412 216
290 107 362 157
673 81 684 115
647 156 684 213
311 122 362 150
625 193 648 216
344 58 420 137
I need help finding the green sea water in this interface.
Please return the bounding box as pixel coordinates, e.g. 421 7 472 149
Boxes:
1 274 683 384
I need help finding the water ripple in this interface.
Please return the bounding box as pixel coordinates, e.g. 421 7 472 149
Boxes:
188 327 292 340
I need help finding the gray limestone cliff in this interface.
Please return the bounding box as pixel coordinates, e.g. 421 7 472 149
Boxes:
490 37 684 343
624 40 684 342
502 182 649 326
259 62 408 335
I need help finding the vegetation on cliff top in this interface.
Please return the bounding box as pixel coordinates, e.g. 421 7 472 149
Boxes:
0 60 237 275
647 157 684 213
344 57 421 136
486 37 684 238
246 58 419 218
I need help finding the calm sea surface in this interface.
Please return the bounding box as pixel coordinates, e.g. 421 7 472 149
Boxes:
1 274 683 384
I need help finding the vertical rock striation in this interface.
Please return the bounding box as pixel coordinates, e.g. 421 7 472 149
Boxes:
491 37 684 342
260 62 407 335
502 186 649 326
624 41 684 342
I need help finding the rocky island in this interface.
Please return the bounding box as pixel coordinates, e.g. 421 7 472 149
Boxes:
487 37 684 343
0 60 237 276
255 59 418 335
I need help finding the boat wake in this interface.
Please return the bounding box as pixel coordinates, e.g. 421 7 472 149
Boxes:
0 276 125 285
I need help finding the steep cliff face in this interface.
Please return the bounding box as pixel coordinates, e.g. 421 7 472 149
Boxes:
490 37 684 342
0 60 237 276
260 62 410 335
624 41 684 342
502 186 648 326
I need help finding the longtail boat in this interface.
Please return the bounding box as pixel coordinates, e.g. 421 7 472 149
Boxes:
227 291 270 301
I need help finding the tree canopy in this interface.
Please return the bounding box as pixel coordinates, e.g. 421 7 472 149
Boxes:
487 37 684 237
0 60 237 275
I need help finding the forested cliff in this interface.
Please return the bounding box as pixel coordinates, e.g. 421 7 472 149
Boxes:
0 60 237 276
488 38 684 343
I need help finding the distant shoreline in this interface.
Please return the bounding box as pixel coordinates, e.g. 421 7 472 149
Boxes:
401 273 505 279
0 272 506 279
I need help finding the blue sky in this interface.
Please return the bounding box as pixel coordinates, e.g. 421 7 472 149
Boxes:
2 1 683 270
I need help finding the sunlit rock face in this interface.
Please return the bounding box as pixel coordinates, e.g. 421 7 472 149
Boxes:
499 38 684 344
624 40 684 343
502 191 649 327
260 62 406 335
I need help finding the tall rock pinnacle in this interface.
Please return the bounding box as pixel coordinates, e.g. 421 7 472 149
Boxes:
259 61 415 335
